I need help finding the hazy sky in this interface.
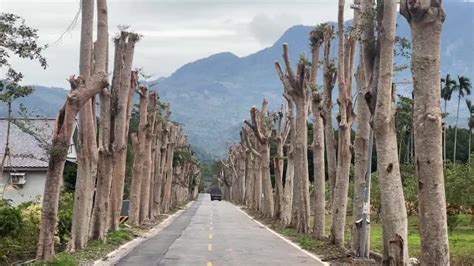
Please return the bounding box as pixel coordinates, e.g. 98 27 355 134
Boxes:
1 0 353 88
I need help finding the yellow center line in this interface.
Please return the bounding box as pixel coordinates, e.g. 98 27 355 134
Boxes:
210 226 213 230
209 233 213 239
208 244 212 251
207 261 213 266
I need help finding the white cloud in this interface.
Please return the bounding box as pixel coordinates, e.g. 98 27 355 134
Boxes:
249 13 302 45
1 0 348 87
139 29 237 38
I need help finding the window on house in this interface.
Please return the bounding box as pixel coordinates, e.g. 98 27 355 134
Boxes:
10 173 26 186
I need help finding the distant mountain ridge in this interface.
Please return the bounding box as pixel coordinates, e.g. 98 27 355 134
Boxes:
3 1 473 156
152 1 473 155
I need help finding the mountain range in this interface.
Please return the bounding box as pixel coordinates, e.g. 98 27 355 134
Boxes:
2 1 473 157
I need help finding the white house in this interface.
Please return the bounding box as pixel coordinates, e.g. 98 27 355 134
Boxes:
0 118 77 205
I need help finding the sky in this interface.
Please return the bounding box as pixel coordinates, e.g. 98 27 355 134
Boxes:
0 0 352 88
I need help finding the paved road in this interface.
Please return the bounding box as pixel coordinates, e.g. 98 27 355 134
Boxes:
117 194 324 266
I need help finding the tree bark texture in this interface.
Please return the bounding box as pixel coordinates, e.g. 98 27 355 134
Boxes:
401 1 450 265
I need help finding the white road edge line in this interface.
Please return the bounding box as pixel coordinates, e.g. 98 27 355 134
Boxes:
93 200 195 266
235 206 329 266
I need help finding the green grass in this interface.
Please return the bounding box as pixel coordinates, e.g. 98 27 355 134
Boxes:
48 228 135 265
306 213 474 264
343 214 474 264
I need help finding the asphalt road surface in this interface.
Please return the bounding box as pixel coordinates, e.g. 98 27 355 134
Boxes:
117 194 325 266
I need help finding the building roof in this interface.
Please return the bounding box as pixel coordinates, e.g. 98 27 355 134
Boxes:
0 118 58 169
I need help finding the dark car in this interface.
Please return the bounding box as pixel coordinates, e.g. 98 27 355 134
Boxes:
210 187 222 201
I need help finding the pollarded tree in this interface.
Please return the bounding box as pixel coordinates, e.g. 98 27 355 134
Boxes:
309 24 325 239
321 24 338 202
91 31 138 235
352 64 373 257
227 144 246 204
280 95 295 226
151 110 166 218
224 145 239 202
37 1 108 261
109 34 140 231
311 91 325 239
245 99 275 217
275 44 311 233
69 0 100 250
152 105 171 217
139 91 157 223
90 0 112 240
36 72 108 262
352 0 374 257
240 129 253 207
373 0 409 264
272 105 291 220
401 1 450 265
161 123 179 213
128 85 151 226
331 0 357 246
241 126 261 210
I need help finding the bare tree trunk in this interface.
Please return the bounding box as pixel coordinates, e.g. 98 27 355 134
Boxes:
109 34 138 230
372 1 410 264
281 151 294 226
162 124 177 213
129 133 143 225
352 0 375 256
70 0 99 250
238 151 246 204
139 92 156 223
242 128 259 209
331 0 356 246
321 26 337 205
245 100 275 217
273 107 290 220
275 44 311 233
152 123 164 218
309 27 325 238
280 97 295 226
401 2 450 265
352 66 372 256
37 74 108 261
129 87 149 225
260 145 274 217
273 151 283 218
156 124 169 215
294 99 310 233
244 150 253 208
312 93 325 239
254 156 262 211
90 0 111 240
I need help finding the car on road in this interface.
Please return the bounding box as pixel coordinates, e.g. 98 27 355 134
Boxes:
210 187 222 201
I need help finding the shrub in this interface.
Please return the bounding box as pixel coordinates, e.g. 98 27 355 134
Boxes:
0 199 23 237
58 191 74 245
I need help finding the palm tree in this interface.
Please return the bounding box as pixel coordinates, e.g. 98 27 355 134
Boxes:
467 99 474 165
453 76 472 163
441 74 456 162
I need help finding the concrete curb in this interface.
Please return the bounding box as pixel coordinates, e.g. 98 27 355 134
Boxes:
93 201 195 266
235 206 329 266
